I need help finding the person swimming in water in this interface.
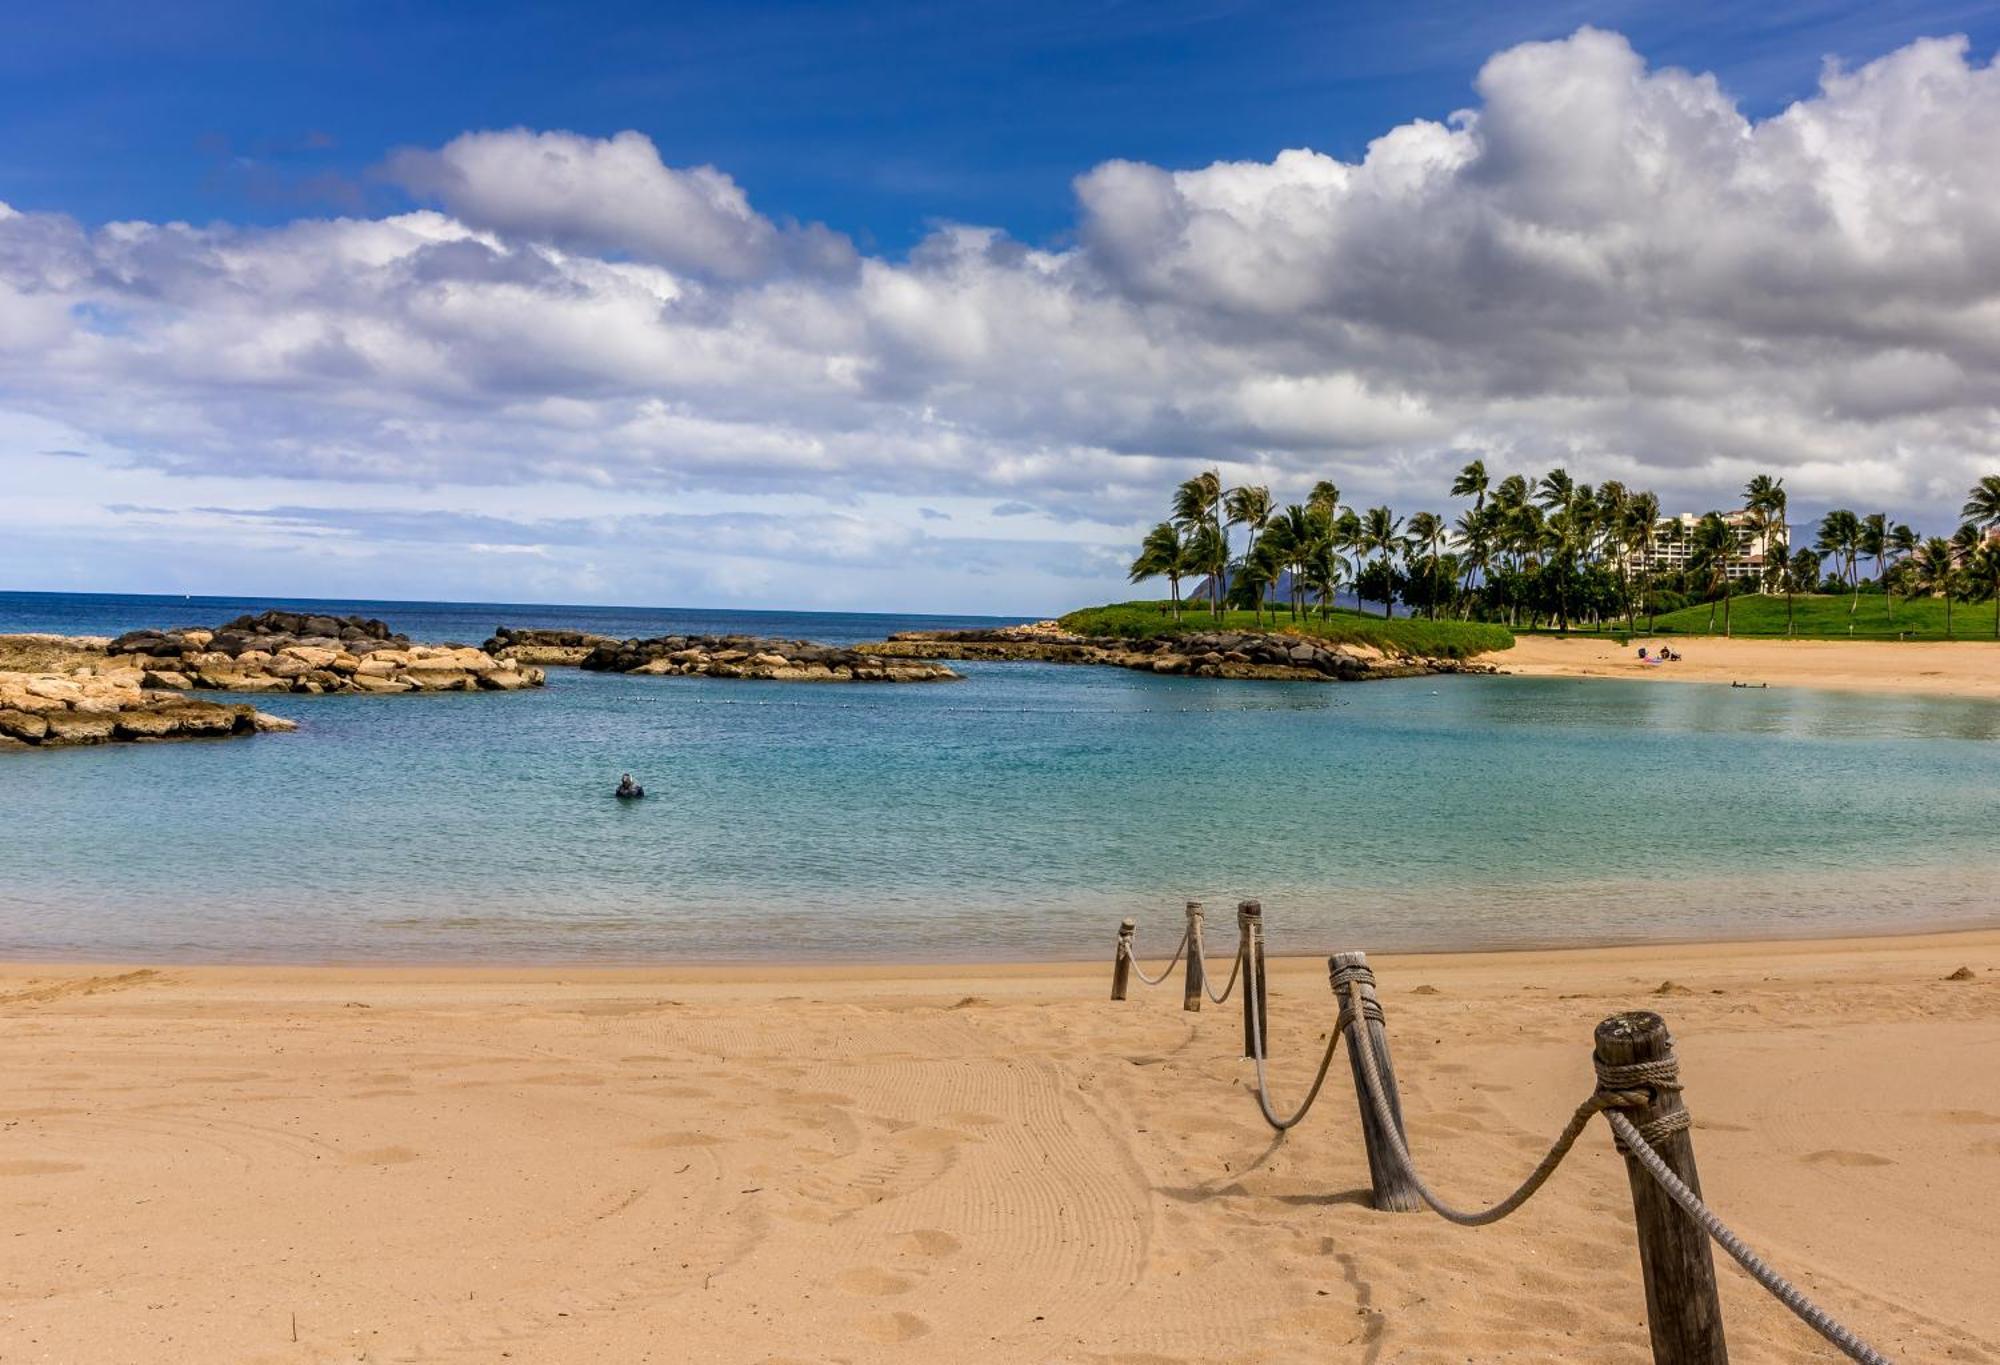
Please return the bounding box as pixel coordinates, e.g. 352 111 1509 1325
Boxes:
615 773 644 799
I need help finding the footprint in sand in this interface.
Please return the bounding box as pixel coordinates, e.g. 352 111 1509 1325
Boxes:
896 1229 961 1259
1802 1149 1893 1168
836 1267 917 1297
859 1311 931 1343
345 1146 421 1166
0 1160 84 1176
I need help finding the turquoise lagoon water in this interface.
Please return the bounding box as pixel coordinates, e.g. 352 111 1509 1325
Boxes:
3 593 1997 963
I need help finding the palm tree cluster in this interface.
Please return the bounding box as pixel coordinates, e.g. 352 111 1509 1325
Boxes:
1128 466 2000 637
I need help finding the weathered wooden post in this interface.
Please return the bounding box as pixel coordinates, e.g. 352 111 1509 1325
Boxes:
1238 900 1267 1059
1329 952 1422 1212
1181 901 1205 1013
1111 919 1135 1001
1595 1012 1728 1364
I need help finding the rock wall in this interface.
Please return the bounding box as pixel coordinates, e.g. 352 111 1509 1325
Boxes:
0 669 295 748
102 612 543 694
578 635 960 683
870 627 1494 682
482 627 621 666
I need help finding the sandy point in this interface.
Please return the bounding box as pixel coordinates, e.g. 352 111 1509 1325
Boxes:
1494 633 2000 701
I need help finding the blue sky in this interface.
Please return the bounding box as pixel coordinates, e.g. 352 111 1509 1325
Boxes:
7 0 1993 249
1 3 1997 610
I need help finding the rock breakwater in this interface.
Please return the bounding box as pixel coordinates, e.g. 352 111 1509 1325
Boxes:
101 612 543 694
868 625 1495 682
578 635 960 683
0 669 294 749
481 627 621 665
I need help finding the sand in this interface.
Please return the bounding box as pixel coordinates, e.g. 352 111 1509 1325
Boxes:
3 934 1997 1362
1494 634 2000 700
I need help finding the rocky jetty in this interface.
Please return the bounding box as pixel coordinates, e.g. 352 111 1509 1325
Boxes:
100 611 543 694
0 668 294 749
867 624 1494 682
482 627 621 665
578 635 960 683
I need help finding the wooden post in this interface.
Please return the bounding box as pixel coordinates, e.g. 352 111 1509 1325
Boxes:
1181 901 1204 1013
1238 900 1267 1059
1595 1012 1728 1365
1111 919 1135 1001
1329 952 1422 1212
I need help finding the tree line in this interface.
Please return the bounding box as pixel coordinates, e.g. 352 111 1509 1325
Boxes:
1130 468 2000 636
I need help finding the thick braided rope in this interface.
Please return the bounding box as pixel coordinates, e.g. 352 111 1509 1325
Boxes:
1343 977 1629 1227
1203 939 1243 1004
1123 930 1188 987
1604 1111 1893 1365
1246 954 1344 1131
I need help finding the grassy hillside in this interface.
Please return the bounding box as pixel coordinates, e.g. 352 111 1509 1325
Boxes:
1649 593 1999 640
1057 601 1513 659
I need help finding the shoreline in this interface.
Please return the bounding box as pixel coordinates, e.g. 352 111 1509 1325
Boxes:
5 926 1995 1360
1494 632 2000 700
8 914 2000 976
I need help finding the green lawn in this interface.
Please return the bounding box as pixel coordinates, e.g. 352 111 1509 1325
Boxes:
1057 601 1514 658
1647 592 1999 640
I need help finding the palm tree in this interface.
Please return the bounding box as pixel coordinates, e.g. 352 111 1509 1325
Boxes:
1964 475 2000 531
1453 505 1496 616
1783 547 1822 636
1129 521 1190 619
1743 475 1787 596
1913 537 1960 638
1970 541 2000 639
1307 480 1341 520
1261 503 1323 618
1860 514 1890 622
1624 491 1662 631
1173 472 1224 615
1358 506 1403 619
1301 520 1348 619
1450 459 1489 511
1404 511 1448 618
1815 509 1862 614
1691 512 1736 635
1225 484 1273 613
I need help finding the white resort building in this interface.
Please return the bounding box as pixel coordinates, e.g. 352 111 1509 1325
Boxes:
1629 510 1789 590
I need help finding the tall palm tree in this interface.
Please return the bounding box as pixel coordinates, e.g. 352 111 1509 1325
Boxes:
1262 503 1323 619
1454 505 1497 616
1173 471 1224 615
1785 547 1823 636
1971 541 2000 639
1450 459 1489 511
1963 475 2000 531
1815 509 1862 615
1404 511 1448 618
1358 506 1404 619
1307 480 1341 520
1742 475 1787 595
1225 483 1273 611
1913 537 1960 638
1860 513 1890 622
1691 512 1736 635
1624 491 1662 631
1301 517 1348 619
1128 521 1189 619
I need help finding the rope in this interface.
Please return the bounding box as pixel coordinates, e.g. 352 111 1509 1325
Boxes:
1123 930 1188 987
1203 939 1243 1004
1343 978 1633 1226
1246 956 1343 1131
1606 1112 1893 1365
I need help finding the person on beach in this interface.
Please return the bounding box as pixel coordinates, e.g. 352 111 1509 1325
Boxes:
615 773 644 799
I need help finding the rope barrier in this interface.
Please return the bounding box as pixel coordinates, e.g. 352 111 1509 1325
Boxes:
1122 930 1188 987
1344 978 1625 1226
1203 940 1243 1004
1606 1111 1893 1365
1246 955 1343 1131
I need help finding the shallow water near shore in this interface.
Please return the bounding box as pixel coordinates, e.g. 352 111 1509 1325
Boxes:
5 592 1998 962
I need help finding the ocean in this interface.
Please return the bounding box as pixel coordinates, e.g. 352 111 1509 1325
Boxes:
3 591 1996 963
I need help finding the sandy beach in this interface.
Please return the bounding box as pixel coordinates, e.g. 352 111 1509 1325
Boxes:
1495 635 2000 700
3 933 1996 1362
